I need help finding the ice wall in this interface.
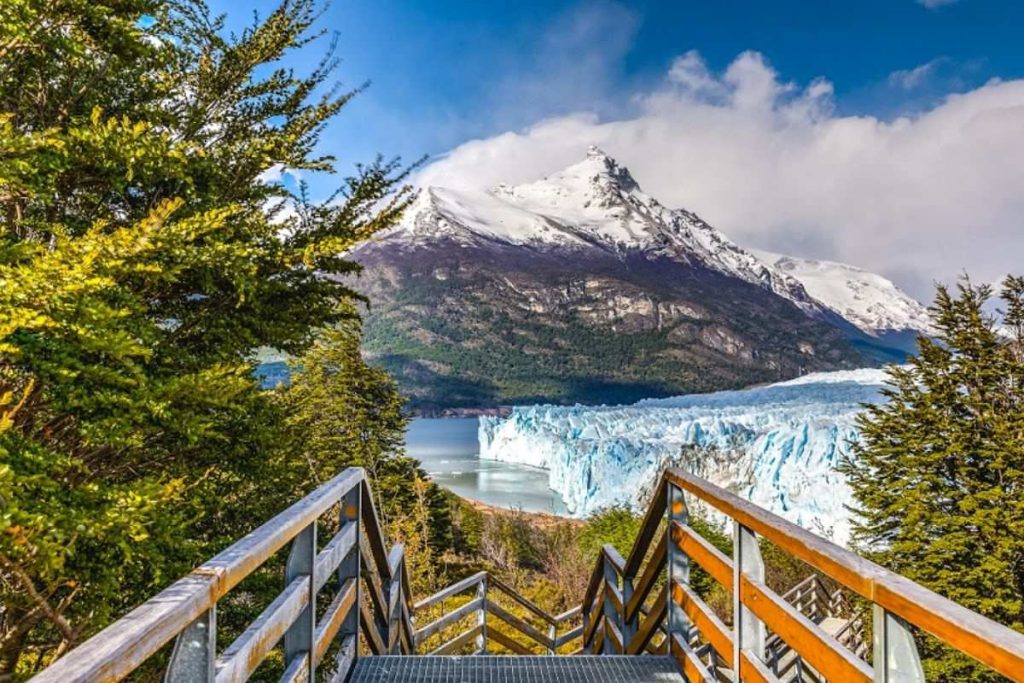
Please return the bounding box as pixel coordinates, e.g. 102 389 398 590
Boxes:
478 369 889 545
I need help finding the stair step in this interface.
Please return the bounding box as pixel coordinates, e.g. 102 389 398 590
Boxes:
349 655 685 682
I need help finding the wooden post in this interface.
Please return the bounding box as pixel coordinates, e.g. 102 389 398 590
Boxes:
337 487 361 671
165 607 215 682
733 523 766 675
284 522 316 680
547 622 557 656
621 575 636 647
602 554 620 653
873 605 926 683
667 481 691 643
384 551 402 655
476 575 488 654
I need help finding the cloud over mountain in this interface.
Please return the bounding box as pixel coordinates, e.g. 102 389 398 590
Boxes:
416 50 1024 301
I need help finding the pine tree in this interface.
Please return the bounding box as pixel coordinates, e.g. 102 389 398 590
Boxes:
841 277 1024 682
0 0 414 674
281 320 452 555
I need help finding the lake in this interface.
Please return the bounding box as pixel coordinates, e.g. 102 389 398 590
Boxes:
405 417 568 515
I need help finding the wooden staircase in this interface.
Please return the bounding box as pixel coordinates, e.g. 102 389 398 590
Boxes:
30 467 1024 682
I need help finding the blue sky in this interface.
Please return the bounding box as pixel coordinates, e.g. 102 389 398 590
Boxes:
212 0 1022 169
209 0 1024 298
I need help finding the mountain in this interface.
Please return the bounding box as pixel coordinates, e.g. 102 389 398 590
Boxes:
753 251 934 337
351 148 914 409
479 368 888 546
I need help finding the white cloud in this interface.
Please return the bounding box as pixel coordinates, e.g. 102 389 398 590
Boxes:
257 164 302 186
888 58 944 90
918 0 960 8
415 51 1024 301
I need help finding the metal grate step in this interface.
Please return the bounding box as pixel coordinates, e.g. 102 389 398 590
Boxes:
348 655 685 682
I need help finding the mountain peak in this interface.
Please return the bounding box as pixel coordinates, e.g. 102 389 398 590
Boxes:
557 146 640 194
501 147 638 211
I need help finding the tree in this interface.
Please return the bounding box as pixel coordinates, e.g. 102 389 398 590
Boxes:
281 321 452 554
841 276 1024 682
0 0 414 675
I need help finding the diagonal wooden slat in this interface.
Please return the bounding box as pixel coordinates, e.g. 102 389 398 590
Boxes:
627 583 668 655
215 576 309 683
671 521 732 590
485 599 555 650
360 601 386 655
670 633 715 683
625 533 667 623
670 579 731 663
414 597 483 645
413 572 486 612
314 578 357 663
488 574 560 626
429 624 484 655
739 574 872 683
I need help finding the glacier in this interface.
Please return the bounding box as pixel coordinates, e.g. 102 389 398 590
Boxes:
478 368 890 545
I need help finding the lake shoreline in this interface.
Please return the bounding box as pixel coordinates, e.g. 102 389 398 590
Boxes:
406 416 569 516
411 406 512 418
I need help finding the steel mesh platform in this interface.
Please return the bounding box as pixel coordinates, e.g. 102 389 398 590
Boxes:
348 655 685 682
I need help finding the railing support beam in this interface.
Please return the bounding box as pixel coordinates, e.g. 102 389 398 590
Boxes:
602 554 620 653
622 576 636 646
477 575 488 654
338 487 361 668
733 523 766 674
165 606 215 683
284 522 317 681
872 605 925 683
667 481 692 643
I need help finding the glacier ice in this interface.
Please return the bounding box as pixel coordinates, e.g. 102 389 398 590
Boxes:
478 368 890 545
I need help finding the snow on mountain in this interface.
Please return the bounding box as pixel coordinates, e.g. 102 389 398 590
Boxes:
479 368 890 545
392 147 934 341
396 147 821 312
754 251 934 336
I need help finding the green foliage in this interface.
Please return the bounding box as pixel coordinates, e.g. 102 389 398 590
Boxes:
281 322 452 558
688 515 730 602
578 506 644 560
0 0 415 675
359 249 866 409
841 276 1024 682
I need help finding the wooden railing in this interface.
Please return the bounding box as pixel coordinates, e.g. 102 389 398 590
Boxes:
30 465 1024 682
31 467 414 683
411 571 582 655
582 468 1024 682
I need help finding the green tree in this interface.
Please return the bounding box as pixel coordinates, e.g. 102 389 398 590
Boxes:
281 321 452 553
0 0 414 675
841 276 1024 682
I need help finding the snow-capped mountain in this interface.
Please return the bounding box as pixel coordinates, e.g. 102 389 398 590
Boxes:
351 148 923 408
397 147 820 313
755 251 934 337
479 368 889 545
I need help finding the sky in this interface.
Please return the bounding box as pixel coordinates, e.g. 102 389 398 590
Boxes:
209 0 1024 301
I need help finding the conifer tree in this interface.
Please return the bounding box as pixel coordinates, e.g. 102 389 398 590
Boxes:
0 0 415 673
281 320 452 552
841 276 1024 682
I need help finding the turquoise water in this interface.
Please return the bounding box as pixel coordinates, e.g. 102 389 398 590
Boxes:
406 417 568 515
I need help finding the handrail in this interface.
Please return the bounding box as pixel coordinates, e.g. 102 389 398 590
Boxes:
410 570 583 655
665 467 1024 681
32 467 415 682
31 464 1024 681
578 467 1024 682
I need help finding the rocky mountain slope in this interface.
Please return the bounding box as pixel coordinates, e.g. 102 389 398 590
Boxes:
351 149 923 409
